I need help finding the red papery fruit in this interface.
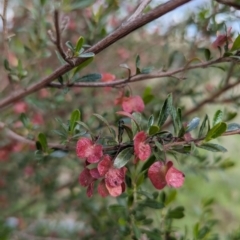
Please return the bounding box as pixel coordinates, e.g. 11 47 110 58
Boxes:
122 96 145 113
76 138 103 163
98 179 109 197
212 28 232 48
13 101 28 113
115 92 145 113
148 161 184 190
101 73 116 83
79 168 94 187
97 155 127 197
98 155 112 176
134 131 151 161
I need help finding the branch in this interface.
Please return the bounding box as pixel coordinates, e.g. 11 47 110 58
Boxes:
0 121 64 149
0 0 192 110
47 57 233 88
52 10 73 66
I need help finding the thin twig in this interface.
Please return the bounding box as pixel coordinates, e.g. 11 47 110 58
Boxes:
0 0 192 110
0 121 65 149
46 57 233 88
53 10 73 66
127 0 152 22
1 0 9 57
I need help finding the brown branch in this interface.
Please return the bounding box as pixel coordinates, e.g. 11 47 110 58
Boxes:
47 57 233 88
0 0 192 110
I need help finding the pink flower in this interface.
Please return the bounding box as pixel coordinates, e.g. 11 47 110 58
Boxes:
148 161 185 190
134 131 151 161
97 155 126 197
115 93 145 113
76 138 103 163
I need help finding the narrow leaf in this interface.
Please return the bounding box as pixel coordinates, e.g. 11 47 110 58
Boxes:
198 114 210 138
79 52 95 58
113 147 134 168
227 123 240 132
197 143 227 152
186 117 200 132
75 36 84 53
231 35 240 51
76 73 101 82
38 133 48 152
140 199 164 209
157 94 172 127
213 110 223 126
70 109 81 134
93 113 115 136
204 122 227 142
72 57 94 77
135 55 141 74
149 125 160 135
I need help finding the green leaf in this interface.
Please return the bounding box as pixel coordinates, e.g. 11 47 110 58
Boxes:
141 66 154 74
231 35 240 51
204 122 227 142
70 109 81 134
76 121 92 134
166 206 184 219
170 105 179 135
79 52 95 58
72 57 94 78
75 36 84 53
119 63 131 77
108 204 125 213
186 117 200 132
135 55 141 74
148 125 160 135
143 87 154 104
76 73 101 82
140 199 165 209
4 59 11 71
50 150 68 158
93 113 115 137
122 124 133 140
65 41 74 50
157 94 172 128
197 143 227 152
213 110 223 126
55 50 66 65
219 160 234 169
38 133 48 152
227 123 240 131
204 48 211 61
147 115 154 128
131 112 142 135
141 155 156 176
165 190 177 205
113 147 134 168
20 113 30 128
198 114 210 138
